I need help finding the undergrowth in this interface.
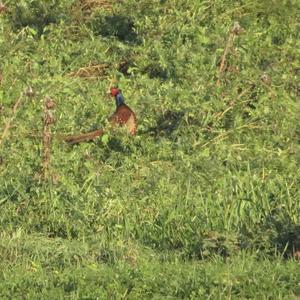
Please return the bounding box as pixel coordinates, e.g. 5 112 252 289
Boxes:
0 0 299 298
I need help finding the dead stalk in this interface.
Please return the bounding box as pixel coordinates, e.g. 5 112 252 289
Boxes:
42 96 56 179
0 93 23 147
217 22 242 86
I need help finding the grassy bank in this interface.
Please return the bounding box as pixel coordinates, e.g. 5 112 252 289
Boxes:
0 0 299 298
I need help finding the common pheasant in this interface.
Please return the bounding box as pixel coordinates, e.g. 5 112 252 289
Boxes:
62 87 137 144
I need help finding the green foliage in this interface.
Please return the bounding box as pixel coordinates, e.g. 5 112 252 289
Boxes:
88 11 139 43
0 0 299 298
7 0 72 35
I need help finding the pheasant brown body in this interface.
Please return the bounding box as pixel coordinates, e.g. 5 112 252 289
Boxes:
62 88 137 144
109 103 137 135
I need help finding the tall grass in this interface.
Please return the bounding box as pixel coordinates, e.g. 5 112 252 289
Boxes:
0 0 299 298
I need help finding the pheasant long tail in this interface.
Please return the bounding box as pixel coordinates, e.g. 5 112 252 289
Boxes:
60 129 104 144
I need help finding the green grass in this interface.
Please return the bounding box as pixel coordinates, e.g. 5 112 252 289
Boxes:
0 0 299 298
1 232 300 299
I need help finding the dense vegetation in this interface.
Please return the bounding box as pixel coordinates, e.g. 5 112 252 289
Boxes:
0 0 299 298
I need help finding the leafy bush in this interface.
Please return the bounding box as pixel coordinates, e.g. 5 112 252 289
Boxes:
7 0 71 34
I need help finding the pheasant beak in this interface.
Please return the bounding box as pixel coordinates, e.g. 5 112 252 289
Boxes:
106 89 113 100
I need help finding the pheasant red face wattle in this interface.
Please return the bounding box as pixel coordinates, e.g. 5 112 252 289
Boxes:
110 87 120 97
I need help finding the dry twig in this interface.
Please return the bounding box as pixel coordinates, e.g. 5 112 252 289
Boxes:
68 62 110 79
0 2 6 14
72 0 117 19
80 0 113 11
68 61 129 79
